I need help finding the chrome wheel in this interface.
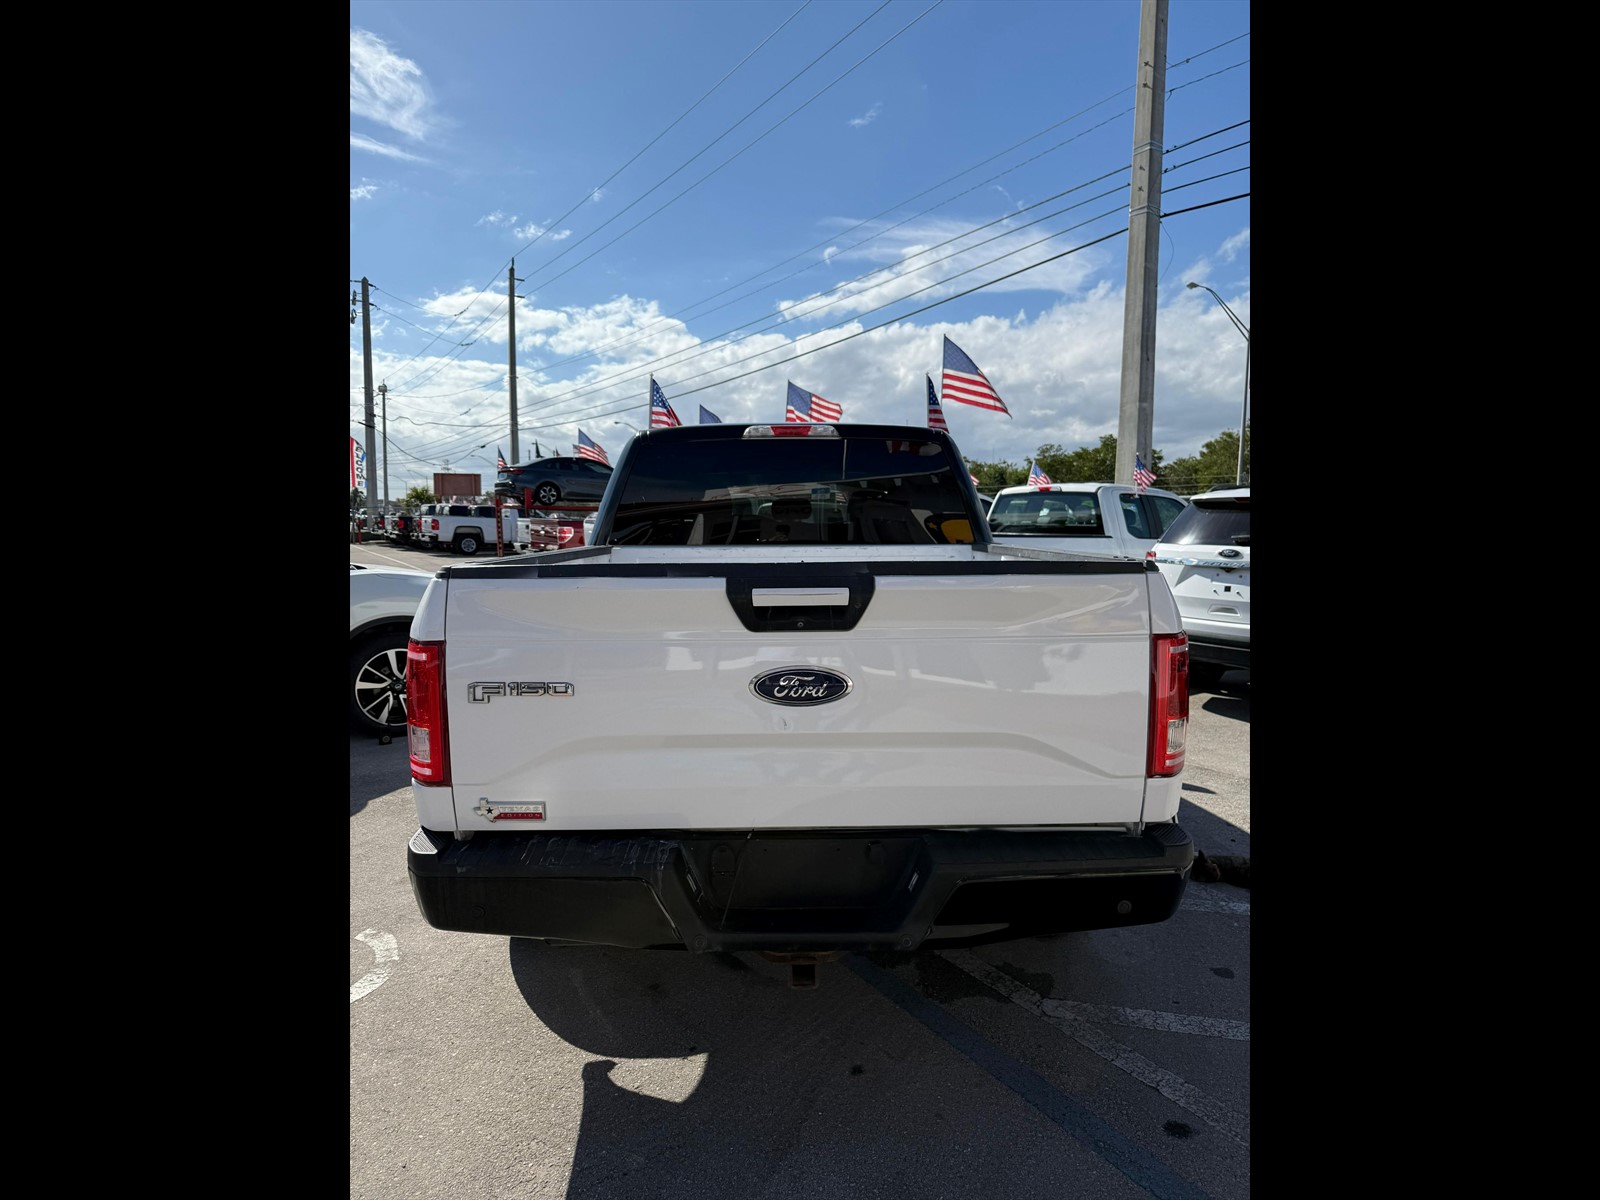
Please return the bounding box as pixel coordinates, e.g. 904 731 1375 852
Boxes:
536 482 561 507
351 634 409 735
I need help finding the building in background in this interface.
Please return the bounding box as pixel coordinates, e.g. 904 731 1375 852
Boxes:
432 472 482 501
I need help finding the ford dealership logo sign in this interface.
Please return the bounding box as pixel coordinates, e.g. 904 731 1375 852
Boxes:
750 667 853 706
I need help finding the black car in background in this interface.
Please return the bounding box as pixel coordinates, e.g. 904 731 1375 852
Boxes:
495 456 613 509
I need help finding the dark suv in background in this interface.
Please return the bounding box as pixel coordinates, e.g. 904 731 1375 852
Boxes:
1150 485 1250 691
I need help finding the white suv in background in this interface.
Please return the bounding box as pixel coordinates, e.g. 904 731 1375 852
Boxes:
1150 485 1250 691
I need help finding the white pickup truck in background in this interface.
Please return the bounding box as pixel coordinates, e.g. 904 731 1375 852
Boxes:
985 481 1189 560
404 423 1196 984
415 503 520 555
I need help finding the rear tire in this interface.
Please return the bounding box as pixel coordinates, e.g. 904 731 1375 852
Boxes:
535 482 561 507
455 532 480 556
350 631 410 736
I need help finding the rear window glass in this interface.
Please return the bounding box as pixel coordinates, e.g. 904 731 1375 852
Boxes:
1159 502 1250 546
610 435 976 546
987 491 1106 537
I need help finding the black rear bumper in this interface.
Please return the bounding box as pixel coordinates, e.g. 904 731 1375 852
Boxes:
1187 635 1249 669
407 824 1194 953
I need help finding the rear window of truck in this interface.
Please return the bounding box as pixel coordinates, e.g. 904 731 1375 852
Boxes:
610 434 976 546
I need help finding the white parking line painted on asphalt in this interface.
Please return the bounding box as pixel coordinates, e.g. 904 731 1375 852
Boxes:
1180 892 1251 915
350 545 429 570
939 948 1250 1148
1042 998 1250 1041
351 929 399 1003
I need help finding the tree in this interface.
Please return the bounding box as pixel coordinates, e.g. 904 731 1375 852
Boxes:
402 485 436 511
1158 426 1248 495
350 488 365 510
965 459 1027 490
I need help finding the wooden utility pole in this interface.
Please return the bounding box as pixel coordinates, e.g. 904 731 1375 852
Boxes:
1115 0 1168 487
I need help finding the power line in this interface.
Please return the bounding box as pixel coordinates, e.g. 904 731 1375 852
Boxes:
372 1 833 391
520 2 947 298
531 107 1139 379
506 124 1247 426
356 37 1247 455
378 1 940 409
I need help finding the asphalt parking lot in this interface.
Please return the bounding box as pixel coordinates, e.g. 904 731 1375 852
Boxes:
350 537 1250 1199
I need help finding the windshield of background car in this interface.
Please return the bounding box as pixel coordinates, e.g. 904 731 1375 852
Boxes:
987 491 1105 536
1159 500 1250 546
610 434 977 546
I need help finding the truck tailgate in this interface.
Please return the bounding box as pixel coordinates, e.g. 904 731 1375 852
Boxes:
435 562 1156 831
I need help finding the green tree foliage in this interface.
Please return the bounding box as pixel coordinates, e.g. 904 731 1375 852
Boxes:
350 488 366 509
964 460 1028 490
1157 425 1249 495
966 425 1247 497
402 485 437 510
1031 435 1128 483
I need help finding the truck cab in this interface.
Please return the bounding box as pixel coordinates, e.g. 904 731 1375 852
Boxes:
985 482 1188 560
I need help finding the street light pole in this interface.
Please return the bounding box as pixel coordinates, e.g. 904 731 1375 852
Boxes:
1186 282 1249 484
612 419 644 435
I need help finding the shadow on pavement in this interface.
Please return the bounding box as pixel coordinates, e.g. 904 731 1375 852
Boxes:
509 940 1145 1199
349 731 411 817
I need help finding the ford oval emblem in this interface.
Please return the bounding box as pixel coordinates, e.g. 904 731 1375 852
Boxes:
750 666 853 706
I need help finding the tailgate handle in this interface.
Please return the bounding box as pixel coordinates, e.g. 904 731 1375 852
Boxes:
725 573 876 633
751 588 851 607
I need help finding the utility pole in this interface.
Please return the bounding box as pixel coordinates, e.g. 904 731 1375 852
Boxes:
379 382 390 514
508 260 522 465
1114 0 1168 488
359 277 378 523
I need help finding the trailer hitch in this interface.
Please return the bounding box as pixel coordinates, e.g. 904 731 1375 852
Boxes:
759 951 844 989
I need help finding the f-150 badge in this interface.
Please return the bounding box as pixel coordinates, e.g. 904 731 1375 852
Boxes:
749 667 853 706
468 682 574 703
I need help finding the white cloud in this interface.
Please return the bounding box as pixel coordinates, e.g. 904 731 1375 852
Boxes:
351 133 429 163
590 188 605 203
1219 228 1250 261
848 103 883 128
822 246 839 265
478 211 516 228
512 221 572 242
350 28 437 141
351 240 1250 489
351 184 377 201
774 214 1103 324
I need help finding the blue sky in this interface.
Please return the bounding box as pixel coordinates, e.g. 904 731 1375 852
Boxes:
350 0 1249 499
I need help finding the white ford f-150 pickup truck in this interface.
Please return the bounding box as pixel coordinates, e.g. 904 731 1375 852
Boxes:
985 481 1189 560
405 423 1195 981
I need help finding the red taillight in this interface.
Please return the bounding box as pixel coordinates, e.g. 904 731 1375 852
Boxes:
556 525 576 543
429 518 440 531
406 639 450 785
1148 633 1189 777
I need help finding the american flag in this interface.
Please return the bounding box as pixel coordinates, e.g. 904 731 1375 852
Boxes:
574 430 610 465
941 336 1010 415
1133 454 1157 492
926 375 948 430
496 446 509 471
786 381 842 423
969 471 981 486
1027 461 1051 486
650 378 681 428
699 405 721 424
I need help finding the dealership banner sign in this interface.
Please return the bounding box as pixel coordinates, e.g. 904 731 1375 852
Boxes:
350 436 367 490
